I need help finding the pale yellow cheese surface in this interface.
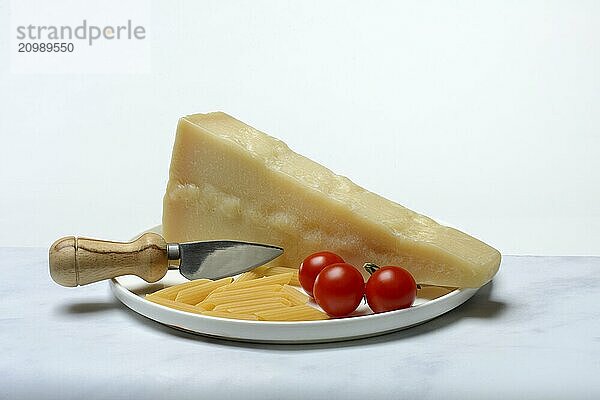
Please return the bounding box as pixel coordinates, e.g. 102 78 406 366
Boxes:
163 112 501 288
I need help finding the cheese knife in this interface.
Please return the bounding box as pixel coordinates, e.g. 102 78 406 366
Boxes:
49 232 283 287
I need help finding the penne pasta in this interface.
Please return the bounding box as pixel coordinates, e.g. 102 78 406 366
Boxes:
175 277 233 305
219 302 291 314
145 295 207 314
262 267 301 286
200 291 287 308
209 274 289 294
201 310 258 321
204 284 282 300
281 285 309 305
221 273 293 290
206 297 291 311
145 279 212 300
251 265 270 275
207 285 228 294
146 267 335 322
233 270 262 282
256 304 329 321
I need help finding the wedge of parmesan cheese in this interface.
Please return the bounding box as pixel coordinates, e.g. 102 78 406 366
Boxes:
163 112 501 288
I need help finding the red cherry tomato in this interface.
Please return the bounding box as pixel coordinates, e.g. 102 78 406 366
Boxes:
313 263 365 317
299 251 345 296
365 265 416 313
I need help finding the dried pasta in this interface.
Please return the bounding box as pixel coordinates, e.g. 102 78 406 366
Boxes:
145 269 330 321
281 284 309 305
210 297 291 311
146 279 212 300
204 284 283 299
214 273 293 292
145 295 207 314
201 310 258 321
234 270 262 282
199 290 286 309
174 277 233 305
256 304 329 321
261 267 301 286
218 300 291 314
252 265 270 275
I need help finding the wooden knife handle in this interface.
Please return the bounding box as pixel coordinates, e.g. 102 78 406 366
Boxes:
49 232 169 287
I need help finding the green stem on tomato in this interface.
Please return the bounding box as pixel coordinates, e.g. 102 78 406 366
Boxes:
363 263 380 275
364 263 422 289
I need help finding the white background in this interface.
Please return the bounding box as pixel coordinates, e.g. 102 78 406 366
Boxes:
1 0 599 255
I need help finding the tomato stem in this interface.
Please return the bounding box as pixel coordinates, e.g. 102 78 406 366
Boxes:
363 263 380 275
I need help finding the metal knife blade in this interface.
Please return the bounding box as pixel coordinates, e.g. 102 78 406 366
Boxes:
170 240 284 280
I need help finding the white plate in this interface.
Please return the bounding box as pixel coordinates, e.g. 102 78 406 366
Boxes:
109 226 479 343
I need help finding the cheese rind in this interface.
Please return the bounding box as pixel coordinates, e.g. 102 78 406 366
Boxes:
163 112 501 288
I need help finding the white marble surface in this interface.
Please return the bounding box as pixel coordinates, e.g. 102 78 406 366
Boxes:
1 248 599 400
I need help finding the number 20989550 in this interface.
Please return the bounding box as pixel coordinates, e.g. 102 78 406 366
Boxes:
18 42 74 52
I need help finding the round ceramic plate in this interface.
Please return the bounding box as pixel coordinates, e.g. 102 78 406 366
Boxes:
109 226 479 343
